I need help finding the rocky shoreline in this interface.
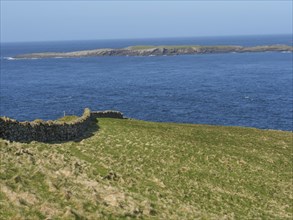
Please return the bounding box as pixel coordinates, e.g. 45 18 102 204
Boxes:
13 44 293 59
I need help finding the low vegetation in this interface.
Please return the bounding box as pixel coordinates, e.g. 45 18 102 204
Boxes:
57 115 79 122
127 45 244 50
127 45 202 50
0 118 292 219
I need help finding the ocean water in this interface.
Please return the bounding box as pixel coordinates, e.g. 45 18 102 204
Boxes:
1 35 292 131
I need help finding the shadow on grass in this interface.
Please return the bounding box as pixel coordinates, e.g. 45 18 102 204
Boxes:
52 119 100 144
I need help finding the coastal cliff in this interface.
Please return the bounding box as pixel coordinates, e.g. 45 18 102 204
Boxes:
13 44 293 59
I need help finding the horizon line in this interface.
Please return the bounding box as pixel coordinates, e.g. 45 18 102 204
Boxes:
1 33 292 44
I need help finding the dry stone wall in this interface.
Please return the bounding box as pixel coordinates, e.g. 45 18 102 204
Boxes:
91 110 124 119
0 109 124 142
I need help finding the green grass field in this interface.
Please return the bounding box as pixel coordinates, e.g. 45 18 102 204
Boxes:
0 118 292 219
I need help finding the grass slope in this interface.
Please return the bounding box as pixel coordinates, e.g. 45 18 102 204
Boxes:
0 118 292 219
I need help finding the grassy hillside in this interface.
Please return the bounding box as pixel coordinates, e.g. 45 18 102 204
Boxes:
0 118 292 219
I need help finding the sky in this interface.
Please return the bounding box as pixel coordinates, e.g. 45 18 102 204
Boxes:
1 1 292 42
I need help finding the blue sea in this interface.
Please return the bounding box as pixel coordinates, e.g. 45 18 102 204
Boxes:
1 35 292 131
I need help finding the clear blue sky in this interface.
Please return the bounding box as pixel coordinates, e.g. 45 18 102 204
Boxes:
1 1 292 42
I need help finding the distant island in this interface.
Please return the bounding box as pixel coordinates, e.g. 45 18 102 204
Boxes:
12 44 293 59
